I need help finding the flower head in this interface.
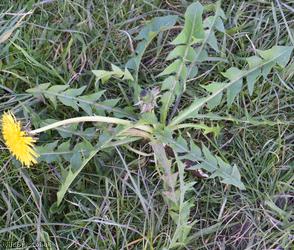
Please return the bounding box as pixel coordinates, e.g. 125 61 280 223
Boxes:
2 111 38 167
136 87 161 113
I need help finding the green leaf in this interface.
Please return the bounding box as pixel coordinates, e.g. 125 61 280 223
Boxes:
187 65 198 79
171 2 205 45
140 112 158 124
37 141 59 163
166 45 196 62
171 45 293 125
246 56 262 95
78 91 105 115
47 85 69 93
26 83 51 95
158 59 183 77
92 70 113 83
201 144 218 172
204 15 225 33
161 76 177 91
80 91 105 101
221 67 244 80
257 46 293 78
206 31 219 52
111 63 124 76
57 169 77 206
202 82 226 109
201 2 226 53
246 55 263 68
44 85 68 108
212 157 245 190
159 2 227 124
222 67 244 105
215 17 225 32
193 48 208 62
261 61 275 78
174 136 189 153
92 64 133 84
30 83 127 116
224 165 245 190
159 72 182 124
58 86 86 111
136 15 178 41
74 140 94 158
257 46 293 67
156 133 245 190
190 141 202 158
57 124 78 138
70 152 82 172
196 149 244 189
56 126 133 206
123 68 134 81
160 91 176 123
57 140 72 161
160 1 227 125
55 139 95 172
151 141 177 202
216 4 227 20
170 97 206 125
126 15 178 102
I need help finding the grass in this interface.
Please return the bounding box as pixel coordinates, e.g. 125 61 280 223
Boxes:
0 0 293 249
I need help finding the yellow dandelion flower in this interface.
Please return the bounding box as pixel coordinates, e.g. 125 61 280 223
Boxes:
1 111 38 167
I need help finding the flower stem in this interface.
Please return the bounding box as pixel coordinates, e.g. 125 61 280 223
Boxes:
30 116 150 135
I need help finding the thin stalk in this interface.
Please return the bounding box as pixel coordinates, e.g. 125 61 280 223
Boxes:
30 116 152 135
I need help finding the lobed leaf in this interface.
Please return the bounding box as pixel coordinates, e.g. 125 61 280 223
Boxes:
56 126 134 206
159 1 226 124
92 64 134 84
125 15 178 101
171 45 293 125
171 2 205 45
156 131 245 190
26 83 129 117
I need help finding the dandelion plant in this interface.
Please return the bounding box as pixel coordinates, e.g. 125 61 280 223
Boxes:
1 1 293 248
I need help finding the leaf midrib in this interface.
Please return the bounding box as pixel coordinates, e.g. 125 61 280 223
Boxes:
161 3 203 123
36 89 136 119
170 48 291 125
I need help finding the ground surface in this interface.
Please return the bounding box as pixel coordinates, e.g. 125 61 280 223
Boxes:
0 0 293 249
